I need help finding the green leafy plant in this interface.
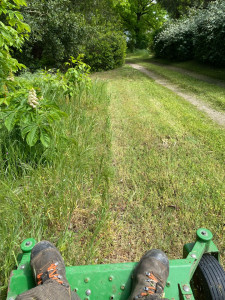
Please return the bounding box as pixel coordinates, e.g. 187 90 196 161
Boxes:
152 1 225 66
84 29 127 71
32 55 91 101
0 76 67 175
0 53 93 172
0 2 92 172
1 81 66 148
64 55 91 96
16 0 126 71
13 0 82 69
152 18 195 61
193 0 225 65
0 0 30 98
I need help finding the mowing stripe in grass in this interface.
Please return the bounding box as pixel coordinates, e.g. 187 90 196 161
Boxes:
95 65 225 266
1 64 224 299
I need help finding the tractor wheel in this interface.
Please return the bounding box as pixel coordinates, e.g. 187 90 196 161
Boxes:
192 254 225 300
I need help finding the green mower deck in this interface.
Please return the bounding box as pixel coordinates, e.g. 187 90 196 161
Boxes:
7 228 221 300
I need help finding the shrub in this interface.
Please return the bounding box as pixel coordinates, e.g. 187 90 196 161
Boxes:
80 29 127 72
16 0 87 70
153 18 195 61
152 1 225 66
193 1 225 65
64 55 91 96
0 76 66 172
16 1 126 71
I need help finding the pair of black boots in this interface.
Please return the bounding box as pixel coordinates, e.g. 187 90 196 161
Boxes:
16 241 169 300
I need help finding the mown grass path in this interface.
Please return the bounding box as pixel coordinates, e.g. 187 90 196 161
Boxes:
1 62 224 299
149 61 225 89
94 64 225 264
129 63 225 127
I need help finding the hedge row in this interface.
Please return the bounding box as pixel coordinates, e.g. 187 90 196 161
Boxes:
19 25 127 72
153 1 225 65
16 3 127 72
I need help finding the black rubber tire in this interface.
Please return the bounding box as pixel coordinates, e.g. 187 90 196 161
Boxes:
192 254 225 300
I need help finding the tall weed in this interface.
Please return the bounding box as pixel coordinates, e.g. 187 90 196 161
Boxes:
0 56 91 175
0 80 112 298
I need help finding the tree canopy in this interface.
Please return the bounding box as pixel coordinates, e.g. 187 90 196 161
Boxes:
18 0 87 68
14 0 126 70
115 0 167 49
2 0 220 73
157 0 216 18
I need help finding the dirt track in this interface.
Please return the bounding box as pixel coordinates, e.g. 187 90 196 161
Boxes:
150 61 225 89
129 63 225 127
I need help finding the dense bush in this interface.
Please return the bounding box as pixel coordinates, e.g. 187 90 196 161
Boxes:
16 0 126 71
16 0 87 69
193 1 225 65
153 1 225 65
84 29 127 71
153 19 195 61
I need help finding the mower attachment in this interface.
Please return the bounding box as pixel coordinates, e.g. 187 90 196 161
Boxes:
7 228 223 300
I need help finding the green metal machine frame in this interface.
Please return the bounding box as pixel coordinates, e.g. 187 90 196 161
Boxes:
7 228 219 300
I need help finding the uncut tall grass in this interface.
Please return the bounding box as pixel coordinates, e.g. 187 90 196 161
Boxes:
0 78 112 298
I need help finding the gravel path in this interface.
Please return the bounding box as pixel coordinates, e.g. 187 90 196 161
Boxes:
129 63 225 128
150 61 225 88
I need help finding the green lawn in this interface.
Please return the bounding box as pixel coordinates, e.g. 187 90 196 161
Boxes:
138 61 225 112
126 52 225 81
155 59 225 82
95 65 225 264
1 62 225 299
126 53 225 112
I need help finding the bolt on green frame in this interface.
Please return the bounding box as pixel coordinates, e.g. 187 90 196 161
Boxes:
7 228 220 300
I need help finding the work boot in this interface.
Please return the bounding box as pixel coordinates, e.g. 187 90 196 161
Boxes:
128 249 169 300
31 240 70 287
16 241 80 300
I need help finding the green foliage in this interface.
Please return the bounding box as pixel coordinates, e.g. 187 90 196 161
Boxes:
0 54 91 172
193 1 225 65
0 79 112 298
64 55 91 95
84 30 127 71
157 0 215 19
75 0 121 28
153 18 195 61
38 55 91 100
0 77 66 172
16 0 86 69
0 0 30 96
153 1 225 65
115 0 167 49
16 0 126 71
0 83 66 148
